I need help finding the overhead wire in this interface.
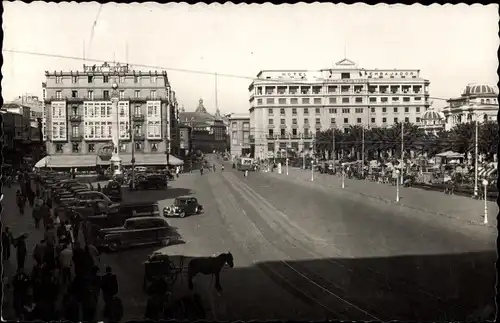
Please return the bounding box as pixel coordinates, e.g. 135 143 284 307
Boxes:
3 47 495 105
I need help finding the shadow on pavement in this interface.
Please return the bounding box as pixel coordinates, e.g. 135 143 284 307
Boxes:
168 250 496 321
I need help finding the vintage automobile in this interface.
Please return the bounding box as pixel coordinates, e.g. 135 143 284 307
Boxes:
95 216 180 251
134 174 168 190
163 197 203 218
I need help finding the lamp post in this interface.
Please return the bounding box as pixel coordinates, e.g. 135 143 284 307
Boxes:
341 163 345 189
395 169 400 202
131 129 136 190
109 82 122 176
302 134 306 170
482 179 488 224
400 122 404 184
311 134 315 182
361 125 365 178
286 132 290 176
474 112 479 197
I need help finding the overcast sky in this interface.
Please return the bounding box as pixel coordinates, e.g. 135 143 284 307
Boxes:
2 2 498 113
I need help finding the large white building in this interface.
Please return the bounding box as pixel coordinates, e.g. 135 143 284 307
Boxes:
248 58 431 159
442 83 498 131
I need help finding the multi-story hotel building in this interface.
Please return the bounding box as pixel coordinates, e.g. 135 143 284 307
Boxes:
227 113 251 157
248 58 430 159
442 83 498 131
41 62 181 168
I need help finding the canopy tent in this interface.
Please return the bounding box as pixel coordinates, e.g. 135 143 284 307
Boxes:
435 151 465 159
35 154 184 169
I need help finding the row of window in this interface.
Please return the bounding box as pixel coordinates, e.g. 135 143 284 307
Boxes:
268 106 424 116
55 75 159 85
231 131 250 145
268 116 420 126
82 121 161 139
255 85 424 96
230 122 250 130
55 89 158 100
53 141 159 154
256 96 424 105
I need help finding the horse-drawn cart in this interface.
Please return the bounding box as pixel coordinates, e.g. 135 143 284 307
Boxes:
143 252 185 293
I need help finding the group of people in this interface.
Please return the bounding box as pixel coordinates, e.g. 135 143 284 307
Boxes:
3 172 124 321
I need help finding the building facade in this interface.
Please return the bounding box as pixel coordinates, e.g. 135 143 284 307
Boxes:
11 94 43 127
42 62 180 168
178 99 227 153
442 84 498 131
249 58 430 159
419 108 446 135
227 113 251 157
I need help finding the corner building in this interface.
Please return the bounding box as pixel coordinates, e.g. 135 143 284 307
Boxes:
249 58 430 159
43 62 179 168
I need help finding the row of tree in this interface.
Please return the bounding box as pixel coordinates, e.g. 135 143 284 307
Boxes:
313 121 499 162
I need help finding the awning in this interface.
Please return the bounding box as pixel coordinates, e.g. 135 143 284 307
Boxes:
435 151 464 158
34 155 100 168
119 154 184 166
34 153 184 168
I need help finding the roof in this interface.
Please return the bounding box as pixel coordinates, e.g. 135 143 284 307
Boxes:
126 216 164 222
422 109 445 120
462 84 498 96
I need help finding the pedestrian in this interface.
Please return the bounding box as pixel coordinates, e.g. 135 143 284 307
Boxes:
245 170 248 177
64 220 74 244
86 244 100 267
2 226 14 261
12 268 31 319
62 292 81 322
70 212 81 244
28 190 35 208
43 241 56 270
32 239 46 266
44 224 56 246
97 183 102 192
13 234 28 271
16 191 26 215
101 266 118 317
59 244 73 285
32 204 42 229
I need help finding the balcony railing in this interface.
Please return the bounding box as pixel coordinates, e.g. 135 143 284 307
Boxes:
266 135 275 140
70 135 83 142
133 133 145 140
132 114 145 122
69 115 82 122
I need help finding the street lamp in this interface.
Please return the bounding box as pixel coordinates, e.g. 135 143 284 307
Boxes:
286 132 291 176
311 134 315 182
395 169 401 202
341 163 345 189
109 82 122 176
482 179 488 224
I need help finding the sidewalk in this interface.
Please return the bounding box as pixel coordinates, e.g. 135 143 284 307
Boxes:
262 167 497 228
1 184 44 319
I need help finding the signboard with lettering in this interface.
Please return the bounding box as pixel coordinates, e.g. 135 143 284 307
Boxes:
83 62 129 73
323 79 366 84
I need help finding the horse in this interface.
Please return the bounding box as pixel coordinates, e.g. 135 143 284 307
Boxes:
187 252 234 293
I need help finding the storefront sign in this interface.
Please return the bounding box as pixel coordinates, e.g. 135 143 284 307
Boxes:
83 62 129 73
324 79 366 84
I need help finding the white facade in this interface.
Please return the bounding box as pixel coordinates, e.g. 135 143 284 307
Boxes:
249 58 430 159
146 100 162 139
118 101 130 140
51 101 67 141
443 84 498 131
83 101 113 141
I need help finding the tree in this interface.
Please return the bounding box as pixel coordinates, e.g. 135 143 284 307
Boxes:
448 122 475 159
478 121 499 161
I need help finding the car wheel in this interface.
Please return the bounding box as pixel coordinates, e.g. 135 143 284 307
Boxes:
195 207 201 214
108 241 120 252
179 211 186 218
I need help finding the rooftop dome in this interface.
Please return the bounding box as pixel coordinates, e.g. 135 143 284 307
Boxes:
422 109 444 120
462 84 498 96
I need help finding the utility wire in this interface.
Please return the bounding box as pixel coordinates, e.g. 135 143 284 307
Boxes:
87 4 103 56
4 47 495 105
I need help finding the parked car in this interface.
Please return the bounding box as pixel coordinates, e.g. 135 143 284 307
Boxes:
95 217 180 251
83 201 161 241
134 175 167 190
163 197 203 218
76 191 113 203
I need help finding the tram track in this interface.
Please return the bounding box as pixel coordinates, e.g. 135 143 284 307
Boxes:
222 170 463 321
208 173 374 320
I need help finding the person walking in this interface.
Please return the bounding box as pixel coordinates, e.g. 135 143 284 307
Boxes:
32 204 42 229
32 239 46 266
13 234 28 271
101 266 118 318
16 191 26 215
2 227 14 261
59 244 73 285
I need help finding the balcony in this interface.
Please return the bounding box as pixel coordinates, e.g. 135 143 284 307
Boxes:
70 135 83 142
266 135 275 141
132 114 145 122
67 97 84 103
133 133 145 141
129 96 147 103
303 134 313 139
69 115 82 122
